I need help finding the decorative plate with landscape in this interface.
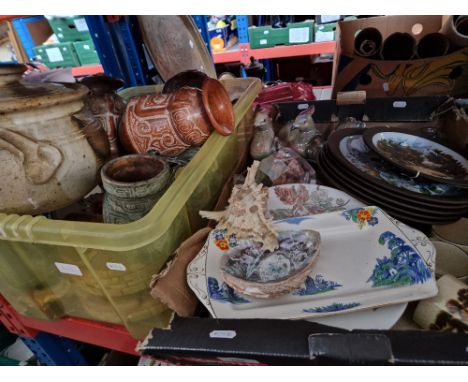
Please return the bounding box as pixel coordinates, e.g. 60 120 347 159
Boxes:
268 184 365 220
364 130 468 187
187 206 437 321
338 134 463 196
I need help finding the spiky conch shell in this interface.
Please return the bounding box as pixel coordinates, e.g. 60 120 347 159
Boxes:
200 161 279 252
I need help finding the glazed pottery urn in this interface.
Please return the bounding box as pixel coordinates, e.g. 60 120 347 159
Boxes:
101 154 171 224
0 64 101 215
119 77 235 156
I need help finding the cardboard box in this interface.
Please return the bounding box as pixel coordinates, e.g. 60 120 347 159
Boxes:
249 21 314 49
332 16 468 98
138 316 468 365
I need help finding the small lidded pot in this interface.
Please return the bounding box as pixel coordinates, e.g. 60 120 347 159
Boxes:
101 154 171 224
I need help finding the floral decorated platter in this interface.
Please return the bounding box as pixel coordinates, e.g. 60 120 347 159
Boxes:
327 128 468 204
363 128 468 188
268 184 365 220
187 206 437 322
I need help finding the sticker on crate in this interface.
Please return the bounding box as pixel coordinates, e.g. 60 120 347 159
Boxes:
73 18 89 32
46 47 64 62
54 262 83 276
289 27 310 43
106 262 127 272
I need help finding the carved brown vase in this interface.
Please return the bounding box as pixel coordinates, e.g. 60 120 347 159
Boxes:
0 64 100 215
119 78 234 156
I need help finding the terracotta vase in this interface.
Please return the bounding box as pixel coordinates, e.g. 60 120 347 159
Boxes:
101 154 171 224
78 75 127 158
0 64 100 215
119 78 234 156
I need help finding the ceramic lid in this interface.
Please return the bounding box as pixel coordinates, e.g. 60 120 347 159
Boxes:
137 16 217 81
0 64 88 113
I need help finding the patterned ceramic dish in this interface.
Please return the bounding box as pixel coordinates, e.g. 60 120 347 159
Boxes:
187 207 437 321
318 147 468 224
322 144 468 212
363 128 468 188
327 129 468 205
268 184 365 220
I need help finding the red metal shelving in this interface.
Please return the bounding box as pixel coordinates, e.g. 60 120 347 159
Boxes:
71 64 104 77
213 41 336 64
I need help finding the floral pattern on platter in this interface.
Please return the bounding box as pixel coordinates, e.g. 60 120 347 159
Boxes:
207 277 250 304
342 207 379 229
303 302 361 313
213 229 239 251
293 274 342 296
339 135 463 196
367 231 432 287
271 184 352 220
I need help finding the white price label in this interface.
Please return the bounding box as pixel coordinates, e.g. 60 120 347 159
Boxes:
55 262 82 276
209 330 237 339
83 44 90 50
46 47 64 62
263 30 270 35
289 27 310 43
315 31 335 42
106 262 127 272
260 39 268 45
73 18 89 32
393 101 407 108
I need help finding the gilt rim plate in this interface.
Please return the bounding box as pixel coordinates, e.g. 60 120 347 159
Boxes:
317 149 463 225
327 129 468 204
187 207 437 323
321 145 468 215
363 128 468 188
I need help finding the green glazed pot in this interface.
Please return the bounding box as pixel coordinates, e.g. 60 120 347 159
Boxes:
101 154 170 224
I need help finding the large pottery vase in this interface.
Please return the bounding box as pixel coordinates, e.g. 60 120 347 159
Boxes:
101 154 171 224
119 78 234 156
0 64 100 215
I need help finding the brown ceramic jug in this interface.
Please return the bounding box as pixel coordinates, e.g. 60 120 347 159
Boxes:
0 64 101 215
119 78 234 156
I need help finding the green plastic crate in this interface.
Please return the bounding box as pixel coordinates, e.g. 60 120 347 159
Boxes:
249 21 314 49
33 42 80 68
73 40 100 65
0 78 261 340
48 16 92 42
314 23 337 42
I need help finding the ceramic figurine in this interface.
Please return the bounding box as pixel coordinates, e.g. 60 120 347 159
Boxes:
0 64 101 215
413 274 468 332
120 78 234 156
287 105 323 160
250 108 275 160
200 161 279 252
221 230 321 298
79 75 127 158
101 154 171 224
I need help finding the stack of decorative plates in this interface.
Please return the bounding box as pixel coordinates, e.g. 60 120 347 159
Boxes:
317 128 468 226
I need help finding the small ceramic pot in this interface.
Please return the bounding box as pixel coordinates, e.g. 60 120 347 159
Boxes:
161 69 208 94
101 154 171 224
413 274 467 332
119 78 234 156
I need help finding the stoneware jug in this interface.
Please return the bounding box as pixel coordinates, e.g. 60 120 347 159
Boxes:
119 77 234 156
101 154 171 224
0 64 101 215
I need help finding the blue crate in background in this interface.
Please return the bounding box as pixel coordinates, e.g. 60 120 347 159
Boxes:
12 16 50 60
